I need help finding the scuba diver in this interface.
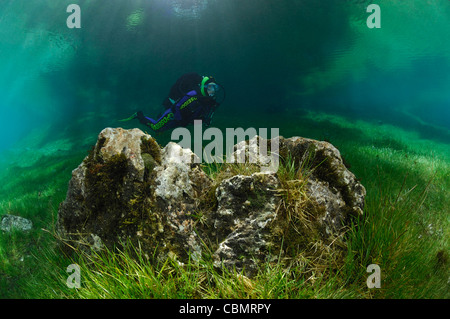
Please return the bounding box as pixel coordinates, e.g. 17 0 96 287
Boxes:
121 73 224 133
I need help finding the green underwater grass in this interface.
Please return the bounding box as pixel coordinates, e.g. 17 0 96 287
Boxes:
0 111 448 299
0 146 86 298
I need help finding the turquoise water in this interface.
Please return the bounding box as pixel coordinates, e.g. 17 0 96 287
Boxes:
1 0 450 299
1 0 449 154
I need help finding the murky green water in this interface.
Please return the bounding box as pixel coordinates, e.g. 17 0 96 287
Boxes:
1 0 449 153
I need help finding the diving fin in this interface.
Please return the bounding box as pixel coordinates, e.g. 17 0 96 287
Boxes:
118 112 138 122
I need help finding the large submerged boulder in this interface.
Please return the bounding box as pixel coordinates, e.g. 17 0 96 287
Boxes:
57 128 366 276
57 127 210 262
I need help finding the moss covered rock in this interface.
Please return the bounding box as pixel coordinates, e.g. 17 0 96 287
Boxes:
56 128 211 263
57 128 366 277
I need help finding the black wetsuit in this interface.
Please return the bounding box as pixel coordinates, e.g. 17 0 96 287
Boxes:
137 73 218 133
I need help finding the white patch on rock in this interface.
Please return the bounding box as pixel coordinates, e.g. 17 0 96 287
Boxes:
94 127 153 182
154 142 200 202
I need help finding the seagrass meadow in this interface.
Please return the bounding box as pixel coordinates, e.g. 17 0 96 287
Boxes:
0 0 449 299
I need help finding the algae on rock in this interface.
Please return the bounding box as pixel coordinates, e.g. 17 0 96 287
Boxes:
57 128 366 277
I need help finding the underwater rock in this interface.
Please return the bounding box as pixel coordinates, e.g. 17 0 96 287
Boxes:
57 128 365 277
210 172 280 277
210 135 366 276
56 127 210 262
0 215 33 232
278 136 366 231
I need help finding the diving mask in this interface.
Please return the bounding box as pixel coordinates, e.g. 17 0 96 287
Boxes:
205 82 219 97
